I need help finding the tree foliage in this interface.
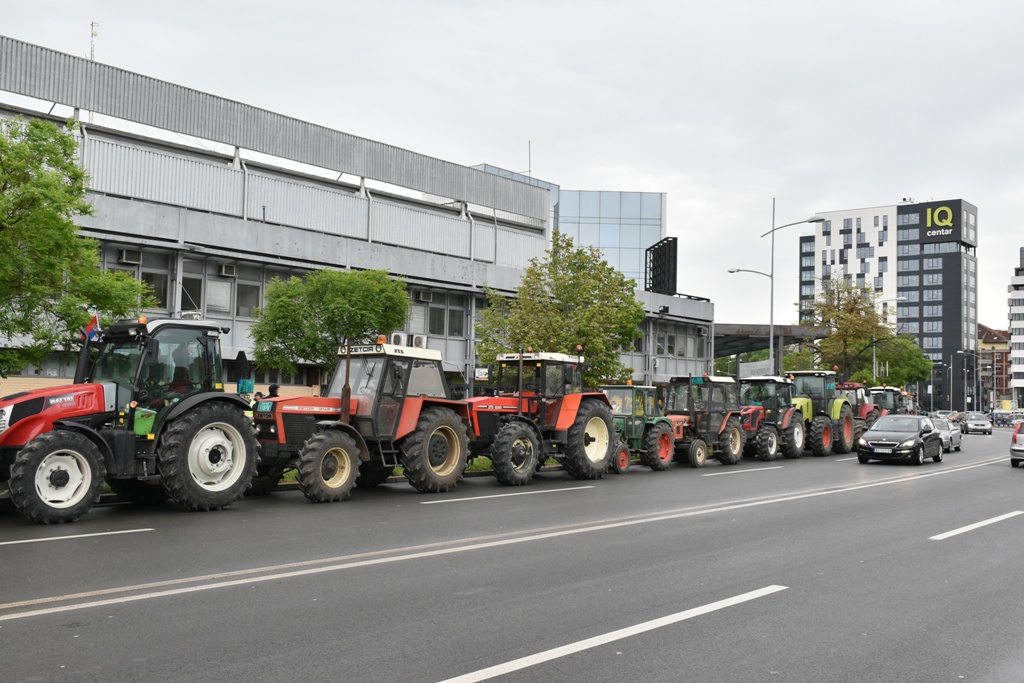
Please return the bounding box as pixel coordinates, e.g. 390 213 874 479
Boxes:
795 279 931 385
0 117 151 377
249 269 408 388
476 231 645 386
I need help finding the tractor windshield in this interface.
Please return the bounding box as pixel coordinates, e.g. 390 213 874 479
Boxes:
792 376 827 402
495 361 543 395
740 382 776 406
327 355 386 413
603 387 634 415
91 336 145 407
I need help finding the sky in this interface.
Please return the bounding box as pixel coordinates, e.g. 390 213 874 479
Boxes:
4 1 1023 330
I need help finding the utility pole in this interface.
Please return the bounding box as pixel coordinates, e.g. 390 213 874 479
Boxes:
88 22 99 124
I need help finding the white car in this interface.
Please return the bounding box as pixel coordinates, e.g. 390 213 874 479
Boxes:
1011 423 1024 467
961 412 992 435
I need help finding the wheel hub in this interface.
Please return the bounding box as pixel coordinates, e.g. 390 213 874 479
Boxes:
49 467 71 488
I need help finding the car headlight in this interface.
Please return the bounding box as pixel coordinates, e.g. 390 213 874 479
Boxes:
858 437 868 446
899 438 916 448
0 405 10 435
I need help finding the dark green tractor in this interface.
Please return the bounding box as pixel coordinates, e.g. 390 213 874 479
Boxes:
600 385 683 473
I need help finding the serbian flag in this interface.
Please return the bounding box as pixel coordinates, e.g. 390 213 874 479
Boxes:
81 314 100 341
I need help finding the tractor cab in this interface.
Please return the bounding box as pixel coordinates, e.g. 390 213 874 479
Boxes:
738 376 804 460
739 376 794 424
789 370 837 416
869 386 901 415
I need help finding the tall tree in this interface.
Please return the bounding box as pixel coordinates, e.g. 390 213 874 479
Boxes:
0 117 151 377
476 231 645 386
249 269 408 389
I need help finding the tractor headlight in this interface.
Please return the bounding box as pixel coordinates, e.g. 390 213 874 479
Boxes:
0 405 11 435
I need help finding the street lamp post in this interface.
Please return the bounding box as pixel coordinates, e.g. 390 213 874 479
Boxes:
730 200 823 376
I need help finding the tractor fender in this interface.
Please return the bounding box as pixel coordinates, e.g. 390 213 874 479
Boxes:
500 414 547 446
830 397 850 421
717 411 740 435
162 392 251 426
780 407 796 429
393 396 472 441
316 420 371 463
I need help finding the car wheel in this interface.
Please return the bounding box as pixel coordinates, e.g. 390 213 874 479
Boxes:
1012 459 1021 468
933 451 943 463
911 446 923 466
858 454 870 464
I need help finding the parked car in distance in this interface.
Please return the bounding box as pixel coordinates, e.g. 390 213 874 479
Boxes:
858 414 944 465
931 410 958 422
961 412 993 435
1010 422 1024 468
933 418 962 453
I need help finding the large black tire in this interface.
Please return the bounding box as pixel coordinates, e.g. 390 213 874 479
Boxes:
245 466 285 496
808 415 833 457
491 421 540 486
782 412 804 459
864 408 880 430
717 416 745 465
355 460 395 488
561 399 615 480
9 431 106 524
640 422 674 471
157 402 259 511
106 477 168 505
688 439 708 468
401 407 469 492
756 425 781 461
297 430 361 502
832 404 855 454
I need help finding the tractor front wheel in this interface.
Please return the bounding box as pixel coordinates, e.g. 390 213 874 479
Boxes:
717 417 745 465
562 400 615 480
640 422 674 471
10 431 106 524
297 430 361 502
610 441 631 474
832 404 855 454
756 425 781 461
809 415 833 457
401 407 469 492
688 439 708 468
491 421 540 486
782 412 804 459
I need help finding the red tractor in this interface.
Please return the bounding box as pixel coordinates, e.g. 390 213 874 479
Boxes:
837 381 882 430
465 351 616 486
253 340 471 502
738 376 805 461
664 375 746 467
0 317 258 524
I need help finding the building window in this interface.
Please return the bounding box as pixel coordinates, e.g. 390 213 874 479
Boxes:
898 213 920 225
802 241 815 253
923 258 942 270
923 320 943 333
801 256 814 267
923 305 943 317
924 289 942 301
897 275 920 287
897 244 921 256
922 337 942 349
897 228 920 241
897 259 919 271
236 283 260 318
924 273 943 286
843 218 853 229
878 258 888 273
181 277 203 311
898 306 920 318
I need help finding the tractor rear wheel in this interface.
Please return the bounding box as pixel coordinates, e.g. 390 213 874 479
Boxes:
562 400 615 480
832 404 855 454
356 460 394 488
297 430 361 502
640 422 674 471
717 417 744 465
10 431 106 524
610 441 631 474
157 402 259 511
688 439 708 467
491 421 540 486
756 425 781 461
809 415 833 457
782 412 804 459
401 407 469 492
864 408 880 429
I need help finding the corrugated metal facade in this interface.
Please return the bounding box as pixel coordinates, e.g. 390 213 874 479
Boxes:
0 35 549 222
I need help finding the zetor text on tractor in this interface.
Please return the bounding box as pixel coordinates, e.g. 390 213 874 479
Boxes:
738 376 805 461
0 317 258 524
466 351 616 486
253 339 471 502
665 375 746 467
600 384 681 473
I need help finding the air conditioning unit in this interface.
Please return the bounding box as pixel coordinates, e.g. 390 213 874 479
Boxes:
411 334 427 348
117 249 142 265
697 325 710 337
218 263 237 278
390 332 407 346
415 291 433 303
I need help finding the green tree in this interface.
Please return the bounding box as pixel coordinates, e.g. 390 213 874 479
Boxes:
249 269 408 389
476 231 645 386
849 335 933 387
0 117 151 377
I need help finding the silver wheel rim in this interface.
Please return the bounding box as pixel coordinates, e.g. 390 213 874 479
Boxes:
34 451 91 508
792 421 805 450
583 416 610 463
188 422 246 491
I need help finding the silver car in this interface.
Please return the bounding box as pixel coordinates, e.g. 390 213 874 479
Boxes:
933 419 962 453
1012 423 1024 467
962 412 992 435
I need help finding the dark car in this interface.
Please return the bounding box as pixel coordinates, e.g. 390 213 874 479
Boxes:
857 414 944 465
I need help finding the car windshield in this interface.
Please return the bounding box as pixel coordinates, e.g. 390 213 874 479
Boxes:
872 416 920 432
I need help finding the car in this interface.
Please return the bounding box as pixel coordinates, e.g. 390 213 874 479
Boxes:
932 418 962 453
857 414 944 465
1011 422 1024 467
931 410 958 422
961 412 993 435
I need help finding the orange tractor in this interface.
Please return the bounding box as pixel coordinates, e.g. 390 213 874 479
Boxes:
664 375 746 467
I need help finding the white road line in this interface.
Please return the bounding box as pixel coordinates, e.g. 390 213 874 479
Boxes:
834 456 859 462
0 456 1002 622
702 466 783 477
421 486 595 504
929 511 1024 541
434 585 789 683
0 528 154 547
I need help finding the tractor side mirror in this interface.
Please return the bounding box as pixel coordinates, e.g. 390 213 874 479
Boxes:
143 338 159 366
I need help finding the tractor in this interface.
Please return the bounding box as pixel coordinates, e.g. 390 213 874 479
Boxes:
664 375 746 467
738 376 805 461
253 339 471 502
869 386 906 416
837 381 882 430
465 351 615 486
600 384 683 473
0 317 258 524
787 370 856 456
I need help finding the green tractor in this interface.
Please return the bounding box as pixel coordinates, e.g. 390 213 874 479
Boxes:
787 370 856 457
600 384 684 473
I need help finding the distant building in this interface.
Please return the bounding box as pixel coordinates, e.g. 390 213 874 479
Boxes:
978 324 1011 411
798 199 979 411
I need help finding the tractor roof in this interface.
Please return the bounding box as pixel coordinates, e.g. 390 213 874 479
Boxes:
104 317 226 337
868 386 900 392
344 343 442 361
670 375 736 384
788 370 836 378
496 352 584 364
601 385 656 391
740 376 793 384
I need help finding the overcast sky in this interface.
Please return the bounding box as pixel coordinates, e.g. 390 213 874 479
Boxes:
6 1 1023 330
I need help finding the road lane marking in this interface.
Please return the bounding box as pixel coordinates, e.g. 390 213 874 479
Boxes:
421 486 595 504
929 511 1024 540
0 528 154 547
702 467 783 477
0 455 1003 622
834 456 859 462
434 585 789 683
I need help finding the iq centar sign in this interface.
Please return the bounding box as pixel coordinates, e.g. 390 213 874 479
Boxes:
901 199 976 246
925 206 955 236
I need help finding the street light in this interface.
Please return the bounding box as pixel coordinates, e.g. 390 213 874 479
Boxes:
730 200 824 376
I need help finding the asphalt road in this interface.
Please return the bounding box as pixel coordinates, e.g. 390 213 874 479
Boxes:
1 429 1021 682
